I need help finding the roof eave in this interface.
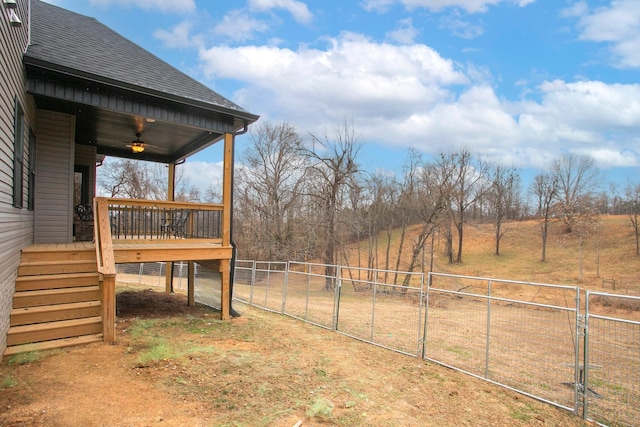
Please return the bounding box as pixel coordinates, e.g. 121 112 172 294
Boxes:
23 55 260 128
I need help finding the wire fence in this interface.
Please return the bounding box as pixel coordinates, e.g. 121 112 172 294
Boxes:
233 260 640 427
116 261 222 310
112 260 638 425
584 292 640 427
426 272 581 413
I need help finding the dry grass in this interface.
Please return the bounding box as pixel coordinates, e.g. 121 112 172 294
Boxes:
345 215 640 294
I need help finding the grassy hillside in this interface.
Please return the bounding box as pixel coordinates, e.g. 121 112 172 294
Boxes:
351 215 640 295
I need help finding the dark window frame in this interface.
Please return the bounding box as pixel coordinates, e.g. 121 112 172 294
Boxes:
28 127 36 211
13 97 24 208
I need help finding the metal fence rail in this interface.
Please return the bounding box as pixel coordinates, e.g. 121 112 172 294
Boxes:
285 262 339 329
584 292 640 426
426 272 581 413
336 265 425 356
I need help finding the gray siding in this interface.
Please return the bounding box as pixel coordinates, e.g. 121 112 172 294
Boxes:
34 110 75 243
0 0 36 354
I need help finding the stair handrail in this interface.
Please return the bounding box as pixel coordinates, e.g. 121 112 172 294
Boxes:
94 197 117 343
93 197 116 276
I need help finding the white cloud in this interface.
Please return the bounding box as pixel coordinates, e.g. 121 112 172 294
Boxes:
154 21 197 49
179 161 224 195
199 32 467 126
534 80 640 132
560 1 588 18
386 18 419 44
574 0 640 68
361 0 534 14
248 0 313 24
213 9 270 42
89 0 195 13
197 33 640 171
439 12 484 39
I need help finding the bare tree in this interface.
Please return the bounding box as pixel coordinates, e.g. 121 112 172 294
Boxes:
99 159 153 199
361 171 397 276
401 161 450 283
530 172 558 262
305 121 361 290
98 158 195 201
235 122 307 260
391 149 422 283
551 153 600 233
488 164 521 256
439 149 488 263
625 182 640 256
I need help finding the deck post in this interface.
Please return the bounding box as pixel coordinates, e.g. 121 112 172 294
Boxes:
165 162 176 294
187 261 195 306
220 132 234 320
102 274 116 343
220 259 230 320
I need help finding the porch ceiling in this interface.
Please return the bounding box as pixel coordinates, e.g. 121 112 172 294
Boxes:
28 76 242 164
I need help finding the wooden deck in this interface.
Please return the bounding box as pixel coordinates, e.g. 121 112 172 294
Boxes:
26 241 231 263
112 240 231 263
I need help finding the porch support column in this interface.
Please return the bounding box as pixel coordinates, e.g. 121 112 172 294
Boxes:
165 162 176 294
187 261 195 306
220 132 233 320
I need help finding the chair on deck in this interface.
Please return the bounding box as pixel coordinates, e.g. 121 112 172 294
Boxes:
73 204 94 241
161 209 189 239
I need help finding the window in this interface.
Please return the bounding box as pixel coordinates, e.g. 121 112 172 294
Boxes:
13 97 24 208
74 165 89 206
28 128 36 211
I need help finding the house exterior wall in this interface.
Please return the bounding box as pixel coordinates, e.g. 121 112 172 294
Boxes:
0 0 36 354
34 110 75 243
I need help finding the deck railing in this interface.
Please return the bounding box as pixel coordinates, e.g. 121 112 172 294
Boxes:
103 198 224 241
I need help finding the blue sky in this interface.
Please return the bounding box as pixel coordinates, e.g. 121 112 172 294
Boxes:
44 0 640 194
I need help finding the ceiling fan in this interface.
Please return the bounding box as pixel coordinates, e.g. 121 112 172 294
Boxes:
127 132 147 153
124 116 162 154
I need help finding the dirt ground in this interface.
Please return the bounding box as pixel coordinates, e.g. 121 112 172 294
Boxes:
0 289 590 427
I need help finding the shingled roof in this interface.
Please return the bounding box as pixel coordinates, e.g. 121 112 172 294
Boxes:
24 0 257 121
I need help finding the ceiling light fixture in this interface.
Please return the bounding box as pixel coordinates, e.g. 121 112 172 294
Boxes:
131 133 145 153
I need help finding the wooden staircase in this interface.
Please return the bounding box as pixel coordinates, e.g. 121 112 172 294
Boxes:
4 245 104 357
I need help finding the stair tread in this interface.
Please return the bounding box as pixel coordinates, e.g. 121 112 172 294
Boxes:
22 242 96 253
20 259 96 266
4 334 103 357
11 301 102 315
17 272 100 282
14 286 100 297
8 316 102 334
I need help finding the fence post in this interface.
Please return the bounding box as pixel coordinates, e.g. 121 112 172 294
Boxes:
138 263 144 284
421 272 432 360
417 272 425 357
264 262 270 307
282 261 290 314
332 265 341 331
250 260 256 305
305 263 311 320
582 291 589 420
371 275 378 342
484 279 492 379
